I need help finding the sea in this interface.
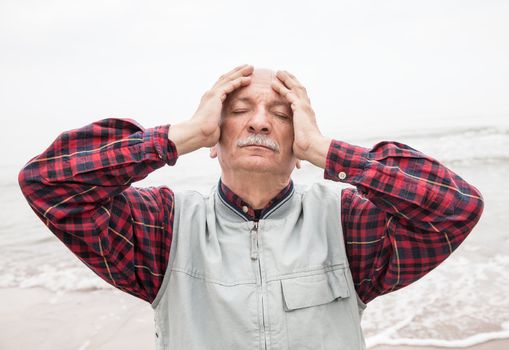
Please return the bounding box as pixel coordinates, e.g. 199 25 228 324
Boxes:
1 114 508 348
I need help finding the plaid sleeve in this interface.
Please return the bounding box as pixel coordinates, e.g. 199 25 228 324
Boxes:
18 118 179 303
324 140 484 304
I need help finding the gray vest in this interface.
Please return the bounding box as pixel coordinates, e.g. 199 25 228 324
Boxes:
152 183 367 349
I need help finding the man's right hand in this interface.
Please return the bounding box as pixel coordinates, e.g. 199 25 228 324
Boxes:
168 65 253 156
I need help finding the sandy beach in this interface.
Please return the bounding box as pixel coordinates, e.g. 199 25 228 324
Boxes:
2 286 508 350
372 341 509 350
0 287 153 350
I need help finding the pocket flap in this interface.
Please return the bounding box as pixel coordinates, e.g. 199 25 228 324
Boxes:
281 268 350 311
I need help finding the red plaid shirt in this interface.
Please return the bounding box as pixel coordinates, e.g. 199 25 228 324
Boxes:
18 118 484 304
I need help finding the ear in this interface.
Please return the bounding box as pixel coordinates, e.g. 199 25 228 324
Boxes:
295 159 301 169
210 145 218 159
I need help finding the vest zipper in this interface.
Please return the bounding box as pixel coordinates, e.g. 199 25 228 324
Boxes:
250 221 259 260
251 221 267 349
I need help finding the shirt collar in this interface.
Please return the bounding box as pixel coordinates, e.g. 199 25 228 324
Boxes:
218 179 294 221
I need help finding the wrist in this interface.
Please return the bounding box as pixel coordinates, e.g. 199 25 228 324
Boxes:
295 134 332 169
168 120 210 156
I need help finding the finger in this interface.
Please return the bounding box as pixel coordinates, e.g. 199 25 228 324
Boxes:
275 70 301 90
216 66 252 94
275 70 309 101
225 64 249 77
220 76 252 101
271 79 298 105
230 64 254 77
284 70 301 84
216 65 253 86
223 76 251 94
234 64 249 70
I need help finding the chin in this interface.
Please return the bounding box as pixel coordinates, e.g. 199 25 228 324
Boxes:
235 157 278 173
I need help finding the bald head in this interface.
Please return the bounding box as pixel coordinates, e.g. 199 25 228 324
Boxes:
250 68 276 86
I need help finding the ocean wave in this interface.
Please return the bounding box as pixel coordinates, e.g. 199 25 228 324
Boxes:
355 125 509 165
379 125 509 142
0 256 113 292
445 156 509 166
367 330 509 348
363 254 509 348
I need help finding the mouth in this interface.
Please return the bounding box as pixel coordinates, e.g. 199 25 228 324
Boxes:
240 144 276 152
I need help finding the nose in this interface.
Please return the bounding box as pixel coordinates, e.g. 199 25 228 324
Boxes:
247 108 272 134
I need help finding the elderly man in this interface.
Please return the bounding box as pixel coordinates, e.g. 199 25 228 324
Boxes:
19 65 483 349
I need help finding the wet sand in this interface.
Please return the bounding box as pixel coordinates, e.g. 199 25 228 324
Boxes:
0 287 153 350
372 341 509 350
2 286 508 349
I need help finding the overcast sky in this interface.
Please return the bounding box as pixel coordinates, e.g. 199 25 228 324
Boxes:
1 0 508 169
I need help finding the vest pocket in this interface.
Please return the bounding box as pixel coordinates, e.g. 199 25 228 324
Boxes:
279 267 361 349
280 267 350 311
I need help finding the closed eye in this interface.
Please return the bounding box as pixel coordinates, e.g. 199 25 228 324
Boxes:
231 110 248 114
275 113 290 119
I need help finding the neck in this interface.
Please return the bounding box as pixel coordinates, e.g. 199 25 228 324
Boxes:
221 170 291 209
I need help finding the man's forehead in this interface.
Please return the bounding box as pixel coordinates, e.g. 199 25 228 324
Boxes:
227 68 287 105
250 68 276 84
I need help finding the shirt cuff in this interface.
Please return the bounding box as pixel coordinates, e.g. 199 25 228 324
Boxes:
147 124 178 166
324 140 370 184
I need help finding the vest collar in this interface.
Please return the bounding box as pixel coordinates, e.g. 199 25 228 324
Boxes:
217 179 295 222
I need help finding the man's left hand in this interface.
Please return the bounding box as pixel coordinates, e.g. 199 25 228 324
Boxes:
271 70 331 168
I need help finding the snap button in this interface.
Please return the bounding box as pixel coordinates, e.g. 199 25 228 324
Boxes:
338 171 347 180
242 206 249 213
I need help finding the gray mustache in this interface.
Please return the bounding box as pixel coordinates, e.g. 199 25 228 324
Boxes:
237 134 280 153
